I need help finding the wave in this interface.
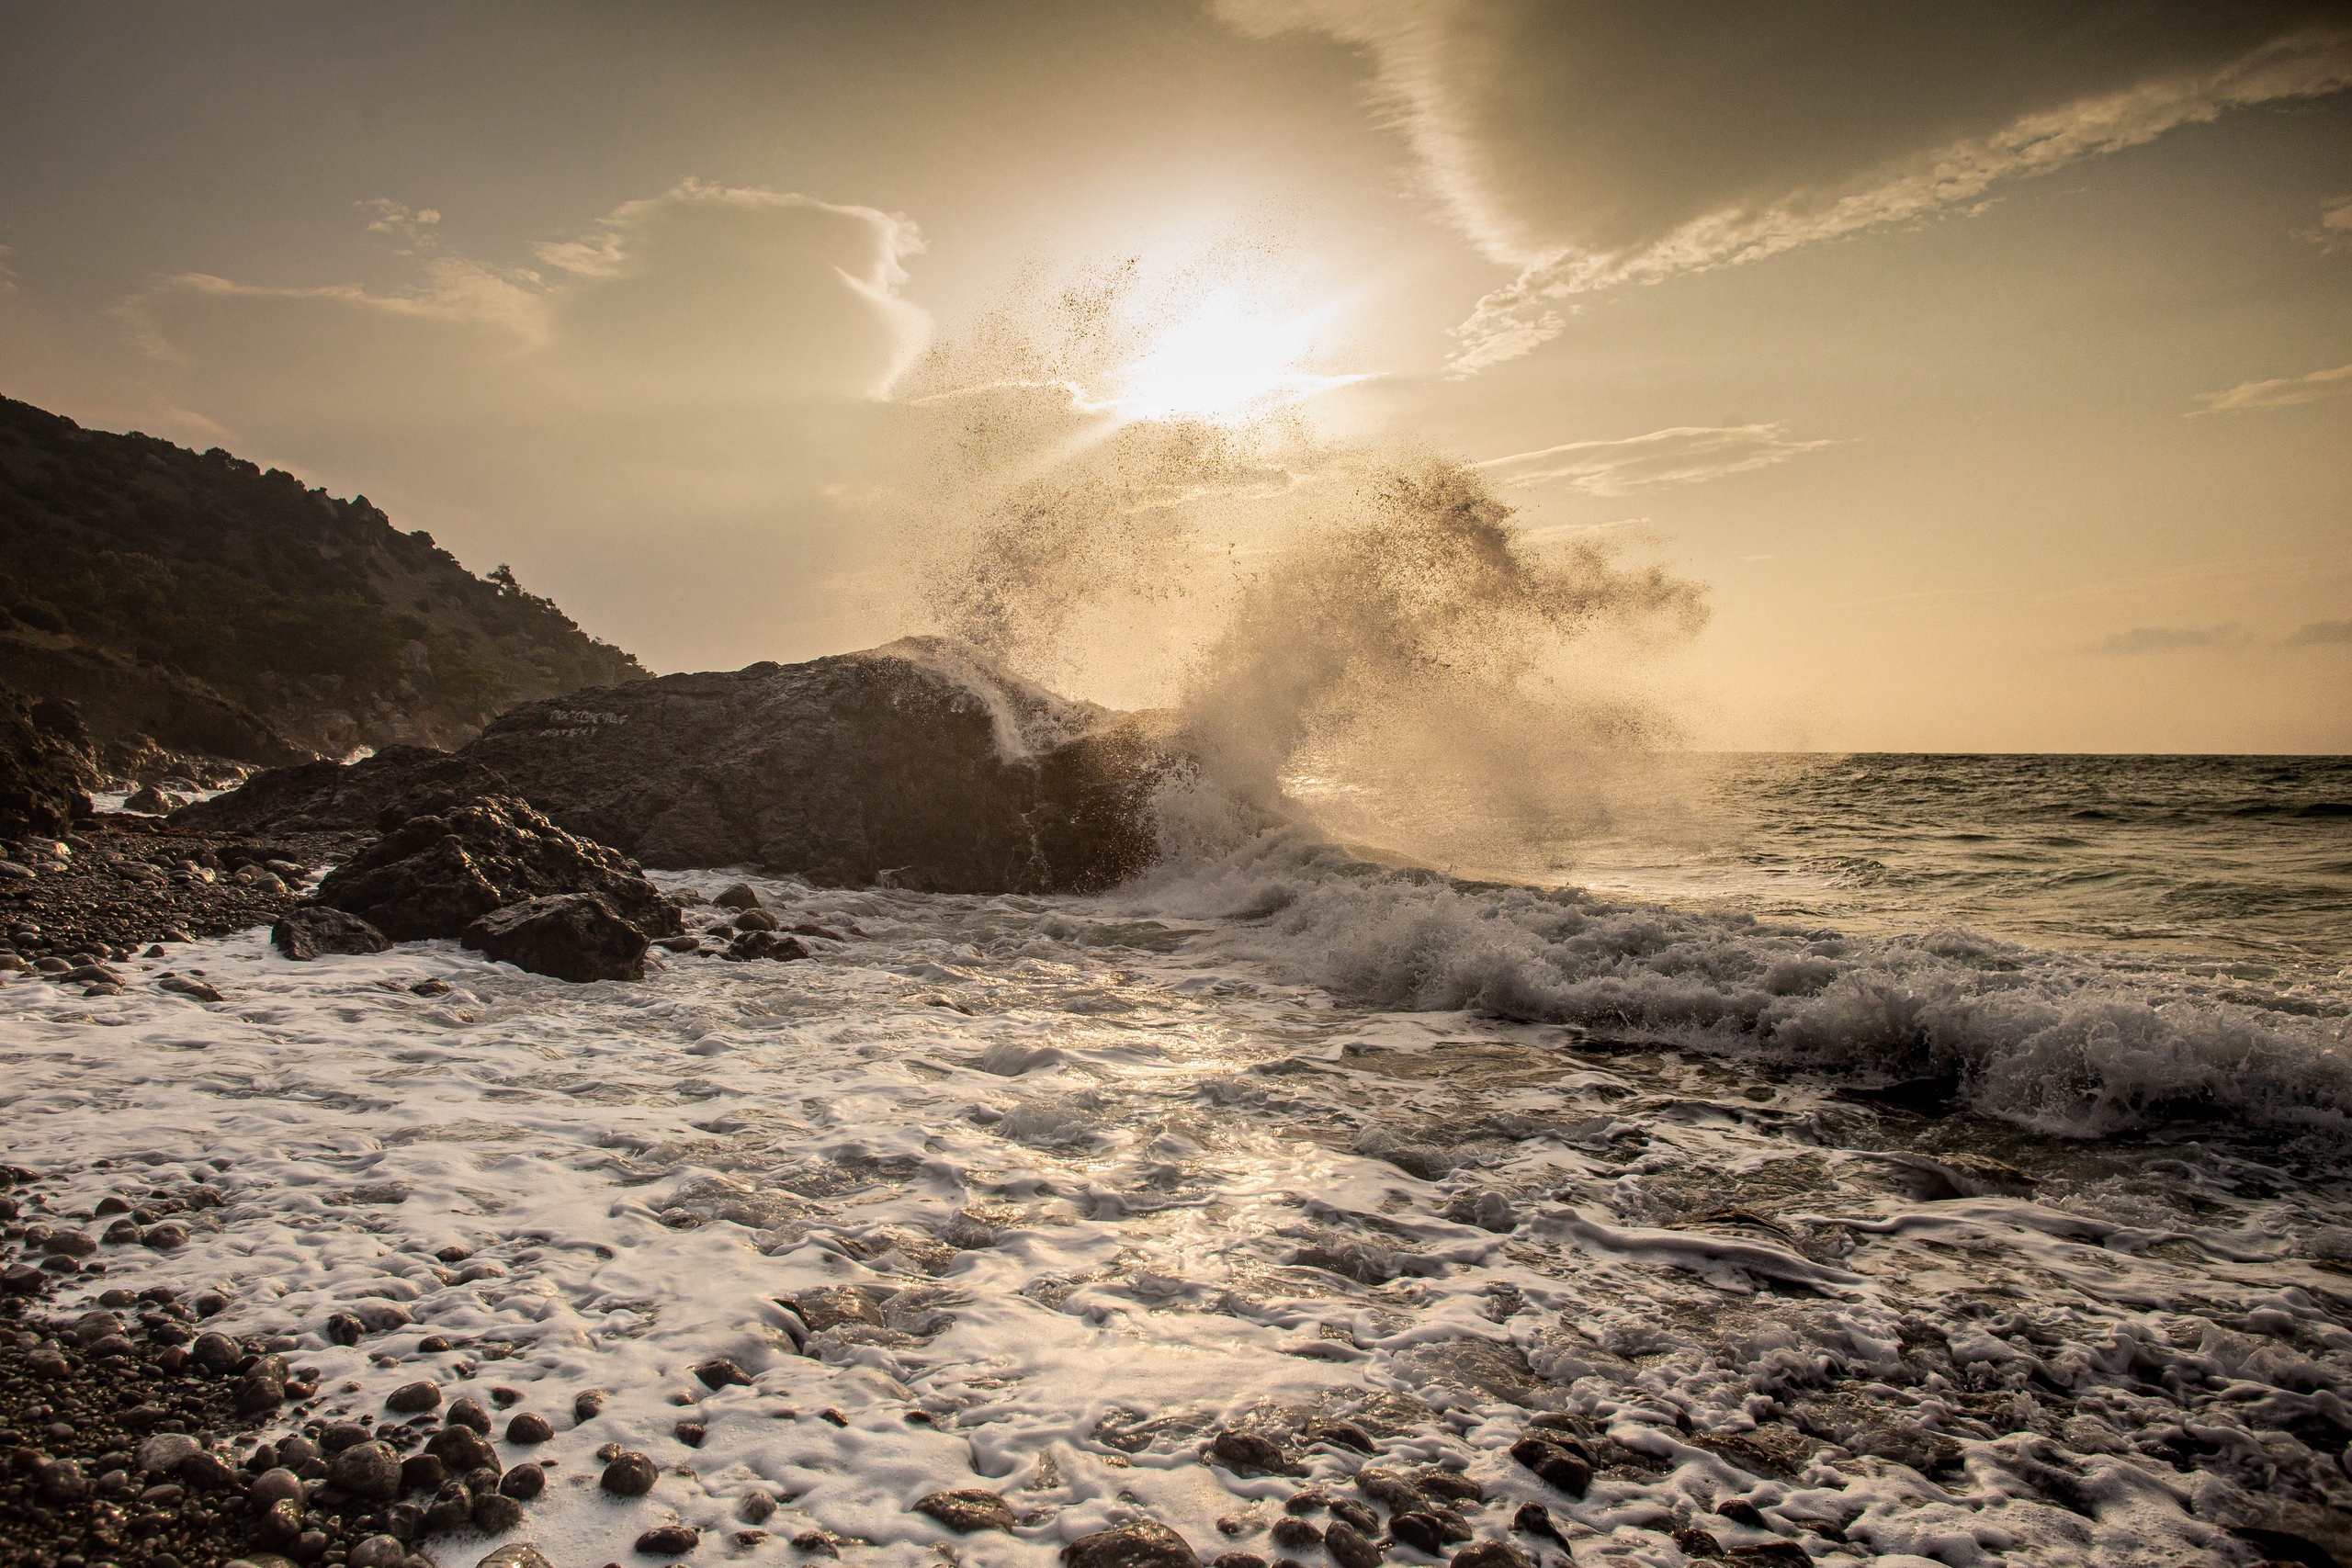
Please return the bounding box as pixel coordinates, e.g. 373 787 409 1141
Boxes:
1124 825 2352 1143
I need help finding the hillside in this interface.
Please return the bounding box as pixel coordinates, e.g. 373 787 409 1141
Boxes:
0 394 647 760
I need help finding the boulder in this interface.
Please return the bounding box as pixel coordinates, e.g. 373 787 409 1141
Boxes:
184 640 1189 894
124 783 183 815
462 894 649 983
173 744 514 835
0 684 97 837
311 795 682 943
270 906 392 961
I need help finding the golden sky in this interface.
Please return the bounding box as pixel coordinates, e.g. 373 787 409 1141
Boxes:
2 1 2347 751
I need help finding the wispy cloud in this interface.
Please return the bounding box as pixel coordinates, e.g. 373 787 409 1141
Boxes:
2307 194 2352 253
1219 4 2352 374
2083 623 2247 655
1476 423 1833 496
2285 618 2352 647
2191 361 2352 413
0 244 15 296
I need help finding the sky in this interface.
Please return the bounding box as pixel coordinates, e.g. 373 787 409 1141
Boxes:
1 0 2347 752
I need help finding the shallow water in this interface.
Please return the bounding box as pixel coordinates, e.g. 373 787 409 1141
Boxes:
6 838 2352 1568
1292 753 2352 982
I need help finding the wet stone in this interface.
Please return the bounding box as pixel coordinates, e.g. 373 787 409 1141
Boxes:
329 1439 403 1502
477 1548 556 1568
1324 1524 1385 1568
446 1394 492 1432
498 1462 546 1500
1509 1436 1590 1497
602 1450 659 1496
1270 1519 1322 1551
1450 1547 1531 1568
693 1357 752 1390
385 1380 442 1413
472 1490 526 1532
1063 1521 1203 1568
1387 1515 1449 1556
425 1425 501 1475
350 1536 408 1568
505 1411 553 1444
915 1487 1016 1533
1210 1428 1297 1477
322 1421 371 1453
636 1524 700 1555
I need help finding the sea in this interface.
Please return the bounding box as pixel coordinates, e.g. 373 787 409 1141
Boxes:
6 752 2350 1568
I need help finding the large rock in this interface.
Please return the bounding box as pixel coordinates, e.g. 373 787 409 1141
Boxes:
310 795 682 942
270 906 393 960
185 640 1182 894
173 745 513 836
0 684 98 836
462 893 649 983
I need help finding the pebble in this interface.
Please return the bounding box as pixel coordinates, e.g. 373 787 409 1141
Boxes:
601 1450 659 1496
1063 1521 1203 1568
1209 1428 1295 1477
1508 1435 1590 1497
472 1490 525 1532
477 1547 556 1568
385 1380 442 1413
1269 1519 1321 1551
136 1431 201 1472
636 1525 700 1555
692 1356 752 1390
504 1411 553 1444
446 1393 492 1432
424 1424 500 1475
914 1488 1015 1533
329 1438 403 1502
498 1462 546 1500
1322 1521 1381 1568
351 1535 409 1568
1449 1547 1530 1568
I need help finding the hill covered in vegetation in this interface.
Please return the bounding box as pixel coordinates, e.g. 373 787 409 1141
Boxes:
0 395 647 761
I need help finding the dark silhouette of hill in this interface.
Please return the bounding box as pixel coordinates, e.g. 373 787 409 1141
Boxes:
0 395 647 761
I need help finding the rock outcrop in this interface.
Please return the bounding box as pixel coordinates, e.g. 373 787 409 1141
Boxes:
172 745 515 836
308 795 682 944
461 893 649 983
0 685 98 837
183 640 1187 894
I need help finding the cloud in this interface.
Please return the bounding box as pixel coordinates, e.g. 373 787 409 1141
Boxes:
1218 2 2352 372
0 245 15 295
107 183 935 671
2084 623 2247 655
2285 618 2352 646
130 180 927 400
1475 423 1833 496
2308 194 2352 252
2192 360 2352 412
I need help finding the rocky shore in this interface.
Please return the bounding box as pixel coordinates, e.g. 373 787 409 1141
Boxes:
0 816 359 976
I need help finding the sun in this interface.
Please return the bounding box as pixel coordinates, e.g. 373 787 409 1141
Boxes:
1103 290 1366 424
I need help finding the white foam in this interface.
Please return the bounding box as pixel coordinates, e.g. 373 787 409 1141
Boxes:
2 861 2347 1568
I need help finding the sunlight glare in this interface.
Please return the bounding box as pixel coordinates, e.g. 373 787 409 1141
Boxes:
1104 291 1364 423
